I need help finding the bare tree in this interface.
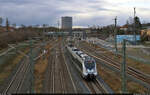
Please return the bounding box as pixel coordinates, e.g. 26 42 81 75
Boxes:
126 20 129 25
128 17 134 25
12 23 16 28
6 18 9 32
20 24 26 32
0 17 3 26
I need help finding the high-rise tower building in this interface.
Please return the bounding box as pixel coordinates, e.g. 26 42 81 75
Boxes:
61 16 72 32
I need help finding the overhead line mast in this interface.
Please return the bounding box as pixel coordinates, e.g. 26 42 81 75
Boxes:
113 16 118 53
133 7 136 45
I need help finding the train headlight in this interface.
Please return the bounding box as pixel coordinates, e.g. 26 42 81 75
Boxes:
94 72 97 76
87 69 90 72
91 69 94 72
87 69 94 73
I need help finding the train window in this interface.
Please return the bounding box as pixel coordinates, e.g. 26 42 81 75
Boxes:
78 53 84 58
76 51 83 55
84 61 95 70
84 57 95 69
72 49 79 51
68 44 73 47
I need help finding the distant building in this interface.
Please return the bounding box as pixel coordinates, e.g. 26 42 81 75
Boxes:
61 16 72 32
120 25 128 31
141 29 150 36
141 29 150 41
120 25 133 32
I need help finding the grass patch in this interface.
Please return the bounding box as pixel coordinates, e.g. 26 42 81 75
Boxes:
98 64 149 93
34 54 48 93
127 81 148 94
34 43 51 93
98 64 121 93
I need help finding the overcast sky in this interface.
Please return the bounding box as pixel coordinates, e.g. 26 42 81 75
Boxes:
0 0 149 27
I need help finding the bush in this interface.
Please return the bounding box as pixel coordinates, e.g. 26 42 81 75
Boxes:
0 31 39 49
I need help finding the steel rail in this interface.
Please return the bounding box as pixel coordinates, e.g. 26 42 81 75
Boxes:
61 46 77 93
3 58 27 94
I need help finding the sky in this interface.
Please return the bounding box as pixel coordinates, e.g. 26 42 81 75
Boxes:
0 0 150 28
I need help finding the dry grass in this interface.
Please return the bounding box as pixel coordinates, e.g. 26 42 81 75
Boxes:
34 57 48 93
34 38 69 92
98 64 148 93
34 43 51 93
98 65 121 92
34 39 61 92
127 80 148 94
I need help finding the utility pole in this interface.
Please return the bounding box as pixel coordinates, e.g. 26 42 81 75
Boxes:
122 39 127 93
133 7 136 45
114 16 118 53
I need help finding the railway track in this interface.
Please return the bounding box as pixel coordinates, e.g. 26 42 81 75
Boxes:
60 45 77 93
3 57 30 94
44 48 55 93
43 40 77 93
77 42 150 86
84 79 106 93
2 40 51 94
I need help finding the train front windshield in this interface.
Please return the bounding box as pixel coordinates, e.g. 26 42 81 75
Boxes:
84 57 95 70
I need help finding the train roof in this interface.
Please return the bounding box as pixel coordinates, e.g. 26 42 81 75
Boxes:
72 47 77 49
84 56 95 61
71 47 95 62
76 51 83 54
80 54 88 58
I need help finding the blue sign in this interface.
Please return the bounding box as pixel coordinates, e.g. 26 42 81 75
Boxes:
117 35 140 43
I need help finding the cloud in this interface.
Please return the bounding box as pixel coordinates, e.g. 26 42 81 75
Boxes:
0 0 149 27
